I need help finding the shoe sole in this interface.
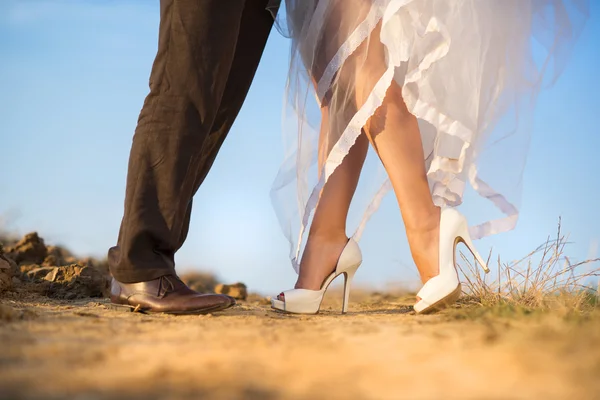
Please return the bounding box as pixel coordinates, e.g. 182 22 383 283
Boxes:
157 303 234 315
104 301 235 315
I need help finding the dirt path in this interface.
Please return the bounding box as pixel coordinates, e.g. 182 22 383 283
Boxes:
1 291 599 400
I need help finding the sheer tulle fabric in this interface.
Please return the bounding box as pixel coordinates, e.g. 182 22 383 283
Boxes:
271 0 589 271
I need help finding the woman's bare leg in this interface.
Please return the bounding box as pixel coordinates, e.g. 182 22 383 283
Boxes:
289 4 441 292
356 24 440 285
365 86 441 285
294 106 369 290
294 82 442 291
286 2 374 291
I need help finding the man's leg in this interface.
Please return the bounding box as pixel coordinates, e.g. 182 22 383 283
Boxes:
107 0 274 313
177 1 276 247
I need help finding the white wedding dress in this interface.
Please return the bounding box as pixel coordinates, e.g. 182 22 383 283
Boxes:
270 0 589 271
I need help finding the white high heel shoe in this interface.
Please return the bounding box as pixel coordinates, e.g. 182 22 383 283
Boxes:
271 238 362 315
414 208 490 314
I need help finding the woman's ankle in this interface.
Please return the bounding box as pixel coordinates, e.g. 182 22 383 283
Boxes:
404 207 441 284
296 232 349 290
403 205 440 234
306 228 348 245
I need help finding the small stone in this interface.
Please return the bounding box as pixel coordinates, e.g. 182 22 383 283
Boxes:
214 282 248 301
43 267 59 282
25 266 56 280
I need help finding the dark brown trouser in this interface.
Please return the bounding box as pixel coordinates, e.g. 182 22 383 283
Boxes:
108 0 276 283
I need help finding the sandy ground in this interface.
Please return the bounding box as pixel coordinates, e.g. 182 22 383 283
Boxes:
1 288 599 400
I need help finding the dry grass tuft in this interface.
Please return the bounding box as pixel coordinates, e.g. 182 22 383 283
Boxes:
457 218 599 315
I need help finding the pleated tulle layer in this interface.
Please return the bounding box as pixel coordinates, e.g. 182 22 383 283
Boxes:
271 0 589 271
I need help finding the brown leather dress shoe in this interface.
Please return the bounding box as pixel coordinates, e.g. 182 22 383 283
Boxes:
110 275 235 314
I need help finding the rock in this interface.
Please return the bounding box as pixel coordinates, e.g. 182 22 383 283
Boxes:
0 253 18 275
246 293 271 305
26 264 110 299
49 264 110 299
19 264 42 277
0 270 11 292
64 256 78 265
41 244 80 267
0 254 16 293
181 272 219 293
0 258 11 272
43 248 64 266
42 254 60 267
215 283 247 301
43 267 59 282
6 232 48 265
0 232 113 300
78 257 110 277
24 266 55 281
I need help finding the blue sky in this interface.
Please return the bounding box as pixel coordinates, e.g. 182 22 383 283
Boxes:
0 0 598 294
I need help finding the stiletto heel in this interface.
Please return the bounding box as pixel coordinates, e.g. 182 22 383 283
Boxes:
341 269 356 314
413 208 489 314
271 238 362 315
459 229 489 273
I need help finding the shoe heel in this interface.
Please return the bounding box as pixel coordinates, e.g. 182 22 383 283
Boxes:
341 268 357 314
459 231 489 273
